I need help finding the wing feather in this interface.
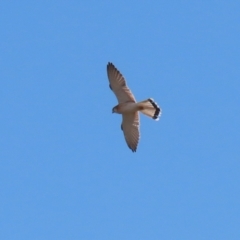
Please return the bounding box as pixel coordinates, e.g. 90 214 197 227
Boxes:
122 112 140 152
107 62 136 103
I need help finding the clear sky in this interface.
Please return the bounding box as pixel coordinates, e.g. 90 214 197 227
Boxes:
1 1 240 239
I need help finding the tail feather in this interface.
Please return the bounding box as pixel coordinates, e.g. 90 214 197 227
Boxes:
137 98 161 120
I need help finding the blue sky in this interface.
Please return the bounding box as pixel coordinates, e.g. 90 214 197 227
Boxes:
1 1 240 239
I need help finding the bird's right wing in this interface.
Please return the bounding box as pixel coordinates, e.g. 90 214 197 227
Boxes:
107 62 136 103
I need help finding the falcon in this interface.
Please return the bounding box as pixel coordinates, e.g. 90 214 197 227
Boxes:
107 62 161 152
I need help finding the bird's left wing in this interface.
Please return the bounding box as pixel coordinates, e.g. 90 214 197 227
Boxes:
121 112 140 152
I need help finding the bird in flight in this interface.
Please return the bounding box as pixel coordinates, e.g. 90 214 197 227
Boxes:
107 62 161 152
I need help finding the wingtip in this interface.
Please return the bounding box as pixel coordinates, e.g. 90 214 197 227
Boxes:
129 145 137 153
107 62 115 72
107 62 114 67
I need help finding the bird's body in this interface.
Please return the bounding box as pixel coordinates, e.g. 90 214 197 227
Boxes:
113 102 141 114
107 62 161 152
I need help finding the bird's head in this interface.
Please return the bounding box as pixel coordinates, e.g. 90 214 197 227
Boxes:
112 106 117 113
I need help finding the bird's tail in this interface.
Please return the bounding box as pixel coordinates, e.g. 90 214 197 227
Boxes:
137 98 161 121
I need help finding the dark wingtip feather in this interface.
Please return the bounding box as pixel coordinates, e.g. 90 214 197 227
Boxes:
107 62 114 68
131 148 137 153
107 62 113 72
128 144 137 152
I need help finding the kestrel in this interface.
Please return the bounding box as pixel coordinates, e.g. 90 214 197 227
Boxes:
107 62 161 152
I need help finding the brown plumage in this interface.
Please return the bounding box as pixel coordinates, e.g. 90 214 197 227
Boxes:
107 62 161 152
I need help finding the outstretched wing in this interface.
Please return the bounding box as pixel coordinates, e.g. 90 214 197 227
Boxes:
107 62 136 103
121 112 140 152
